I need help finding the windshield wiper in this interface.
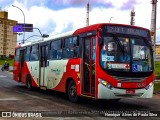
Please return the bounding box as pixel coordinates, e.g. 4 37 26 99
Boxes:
111 33 125 56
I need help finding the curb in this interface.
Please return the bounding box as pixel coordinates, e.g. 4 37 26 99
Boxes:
154 80 160 82
155 76 160 79
153 91 160 95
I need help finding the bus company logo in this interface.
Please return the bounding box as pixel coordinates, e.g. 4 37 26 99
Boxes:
1 112 42 118
51 69 61 75
2 112 11 117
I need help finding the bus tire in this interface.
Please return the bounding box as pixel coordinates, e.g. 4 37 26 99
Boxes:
68 80 78 103
26 75 32 90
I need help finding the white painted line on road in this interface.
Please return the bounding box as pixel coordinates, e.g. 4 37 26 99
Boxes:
0 97 20 101
0 76 7 77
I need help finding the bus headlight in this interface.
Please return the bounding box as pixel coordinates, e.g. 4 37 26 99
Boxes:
98 78 113 90
145 82 153 90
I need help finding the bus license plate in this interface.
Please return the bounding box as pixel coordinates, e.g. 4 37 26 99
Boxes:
126 89 135 94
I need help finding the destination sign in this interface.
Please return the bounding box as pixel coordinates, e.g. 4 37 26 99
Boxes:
107 26 149 37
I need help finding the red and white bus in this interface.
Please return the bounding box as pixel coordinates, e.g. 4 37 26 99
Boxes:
13 23 154 102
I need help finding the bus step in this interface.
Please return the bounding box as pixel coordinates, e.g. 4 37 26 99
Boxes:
81 94 95 99
40 86 47 90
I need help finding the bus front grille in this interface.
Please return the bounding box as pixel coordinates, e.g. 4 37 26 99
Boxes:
111 76 147 82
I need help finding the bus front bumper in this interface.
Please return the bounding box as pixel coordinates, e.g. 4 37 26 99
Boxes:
98 83 153 99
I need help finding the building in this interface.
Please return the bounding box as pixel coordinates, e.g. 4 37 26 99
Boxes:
155 43 160 56
0 11 17 57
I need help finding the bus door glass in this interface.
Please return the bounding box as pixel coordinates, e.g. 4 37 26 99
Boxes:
40 45 49 87
19 49 25 82
82 36 96 96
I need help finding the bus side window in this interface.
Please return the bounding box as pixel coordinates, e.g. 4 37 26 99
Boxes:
63 36 79 58
51 50 57 59
62 48 68 58
14 49 20 61
24 46 30 61
30 45 39 61
70 46 79 58
57 49 62 59
50 40 62 59
72 36 79 57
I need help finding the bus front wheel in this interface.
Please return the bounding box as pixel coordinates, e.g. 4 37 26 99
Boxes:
68 80 78 103
26 75 32 90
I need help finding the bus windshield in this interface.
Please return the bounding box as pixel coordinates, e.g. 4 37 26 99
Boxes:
100 36 153 72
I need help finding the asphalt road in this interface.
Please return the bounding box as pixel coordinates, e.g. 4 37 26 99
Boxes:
0 70 160 120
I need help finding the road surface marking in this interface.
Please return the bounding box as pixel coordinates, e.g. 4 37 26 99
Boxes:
0 97 20 101
0 76 7 77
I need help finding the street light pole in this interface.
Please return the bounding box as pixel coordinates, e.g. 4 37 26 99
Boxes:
24 35 41 42
12 5 25 44
109 17 113 23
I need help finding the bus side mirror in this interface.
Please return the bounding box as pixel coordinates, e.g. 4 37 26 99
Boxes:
98 37 103 45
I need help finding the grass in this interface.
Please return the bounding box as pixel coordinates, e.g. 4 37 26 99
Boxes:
155 61 160 77
0 58 14 66
154 82 160 92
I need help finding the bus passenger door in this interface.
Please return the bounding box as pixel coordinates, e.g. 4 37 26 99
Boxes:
82 37 96 96
40 45 49 87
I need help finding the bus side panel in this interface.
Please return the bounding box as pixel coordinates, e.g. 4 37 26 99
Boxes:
13 61 39 88
20 61 38 88
49 59 81 95
13 62 20 82
45 60 68 91
26 61 39 87
21 62 29 84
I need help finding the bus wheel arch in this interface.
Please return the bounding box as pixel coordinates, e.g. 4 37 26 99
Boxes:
66 78 78 102
26 74 32 90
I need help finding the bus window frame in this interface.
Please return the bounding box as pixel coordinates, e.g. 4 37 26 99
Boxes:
62 36 79 59
14 48 20 62
50 39 62 60
24 46 31 61
30 44 39 61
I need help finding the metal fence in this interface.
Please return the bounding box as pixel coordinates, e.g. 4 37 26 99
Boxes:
155 55 160 61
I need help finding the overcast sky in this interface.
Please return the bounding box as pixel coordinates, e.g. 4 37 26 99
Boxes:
1 0 160 43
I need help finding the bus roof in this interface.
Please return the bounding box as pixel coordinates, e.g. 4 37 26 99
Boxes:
18 23 150 47
73 23 150 35
21 30 75 47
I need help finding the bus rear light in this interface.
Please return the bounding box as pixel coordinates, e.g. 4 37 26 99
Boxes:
145 82 153 90
98 78 113 90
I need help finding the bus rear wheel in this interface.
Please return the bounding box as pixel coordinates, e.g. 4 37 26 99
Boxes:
68 80 78 103
26 75 32 90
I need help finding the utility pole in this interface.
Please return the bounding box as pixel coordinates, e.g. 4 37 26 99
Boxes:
150 0 157 80
12 5 25 44
86 1 90 26
130 8 135 25
150 0 157 48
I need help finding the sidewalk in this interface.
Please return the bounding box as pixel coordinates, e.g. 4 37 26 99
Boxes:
155 79 160 82
9 66 13 71
153 91 160 95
